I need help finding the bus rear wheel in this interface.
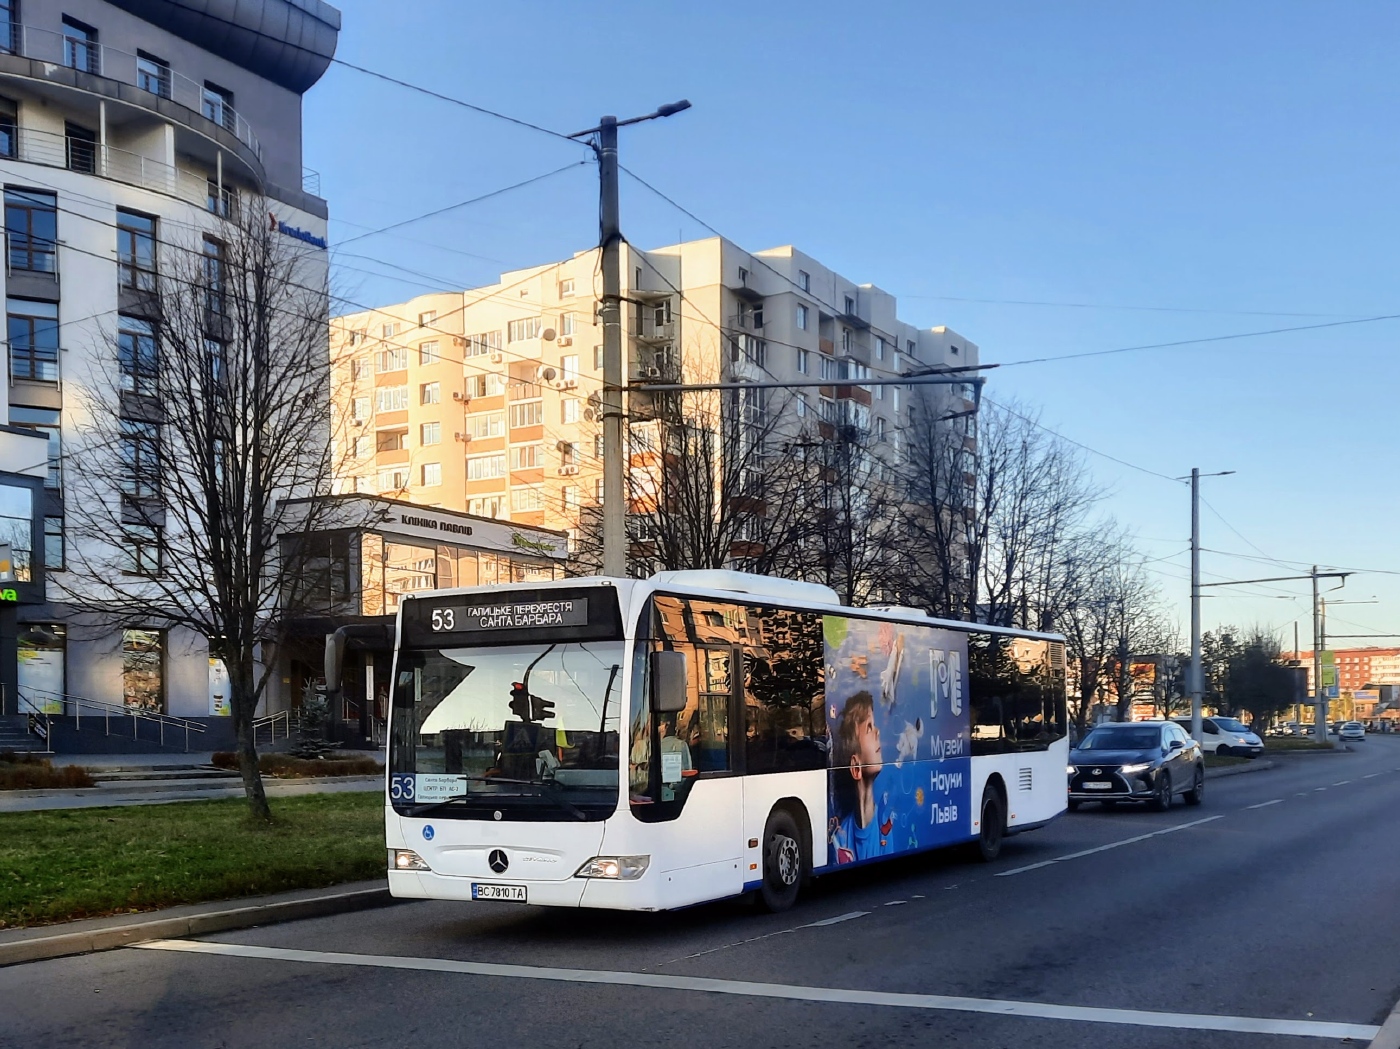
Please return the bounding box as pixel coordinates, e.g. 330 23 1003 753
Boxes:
970 786 1005 863
760 809 806 912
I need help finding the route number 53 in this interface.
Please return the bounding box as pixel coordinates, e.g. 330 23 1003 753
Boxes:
430 608 455 631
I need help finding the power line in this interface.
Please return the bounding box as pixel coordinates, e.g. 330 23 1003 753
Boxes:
981 397 1183 483
328 58 586 147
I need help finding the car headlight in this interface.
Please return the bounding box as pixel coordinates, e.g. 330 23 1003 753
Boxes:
575 855 650 880
390 849 431 871
1119 762 1152 775
1066 765 1077 776
1234 736 1250 744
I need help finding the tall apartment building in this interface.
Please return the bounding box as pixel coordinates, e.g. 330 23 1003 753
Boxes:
0 0 338 730
331 236 979 548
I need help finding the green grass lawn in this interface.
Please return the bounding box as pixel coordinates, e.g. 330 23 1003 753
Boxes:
0 792 384 929
1204 753 1251 768
1262 736 1336 752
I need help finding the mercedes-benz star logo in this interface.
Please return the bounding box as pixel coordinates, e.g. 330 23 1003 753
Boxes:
488 849 509 874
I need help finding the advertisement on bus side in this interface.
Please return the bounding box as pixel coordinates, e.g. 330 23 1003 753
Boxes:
824 616 972 866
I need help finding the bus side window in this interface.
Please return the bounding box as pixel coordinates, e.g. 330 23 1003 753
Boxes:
743 607 826 774
689 647 731 773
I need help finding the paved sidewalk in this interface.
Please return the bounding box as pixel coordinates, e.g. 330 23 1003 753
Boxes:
0 775 383 812
0 878 402 968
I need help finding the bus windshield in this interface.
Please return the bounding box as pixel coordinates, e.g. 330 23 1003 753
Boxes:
388 641 624 820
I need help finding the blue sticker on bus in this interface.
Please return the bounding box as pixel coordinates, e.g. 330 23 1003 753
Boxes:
422 824 434 841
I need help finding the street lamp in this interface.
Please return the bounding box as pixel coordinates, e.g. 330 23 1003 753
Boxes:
569 103 691 578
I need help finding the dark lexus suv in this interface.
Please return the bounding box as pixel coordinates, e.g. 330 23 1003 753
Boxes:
1067 721 1205 811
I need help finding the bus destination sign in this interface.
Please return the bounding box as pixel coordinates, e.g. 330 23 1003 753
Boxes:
430 599 589 633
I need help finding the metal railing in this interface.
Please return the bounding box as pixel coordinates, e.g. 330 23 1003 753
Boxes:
8 24 262 158
8 126 209 206
253 709 300 746
23 689 207 752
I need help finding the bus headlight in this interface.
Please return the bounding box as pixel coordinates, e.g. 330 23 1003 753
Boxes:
574 855 650 880
390 849 431 871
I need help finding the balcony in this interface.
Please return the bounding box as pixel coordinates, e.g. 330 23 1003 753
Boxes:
3 125 208 207
5 24 262 158
632 315 675 344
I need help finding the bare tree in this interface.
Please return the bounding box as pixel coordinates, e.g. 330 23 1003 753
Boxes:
60 198 342 820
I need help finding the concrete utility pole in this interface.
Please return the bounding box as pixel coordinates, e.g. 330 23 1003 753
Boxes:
570 102 691 578
1186 468 1234 745
1313 567 1325 744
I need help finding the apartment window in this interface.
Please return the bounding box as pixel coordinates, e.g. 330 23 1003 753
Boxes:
119 419 161 499
797 348 809 374
375 346 407 372
382 322 397 338
376 429 407 453
875 417 887 443
468 496 504 518
418 310 436 326
44 516 63 570
636 266 644 287
465 331 501 356
206 178 234 218
510 444 540 470
65 122 96 174
377 467 409 491
798 270 810 293
117 210 158 292
511 488 544 512
594 345 604 370
467 454 505 481
419 341 439 366
819 354 838 381
875 336 886 360
0 96 15 158
419 382 440 405
203 238 225 315
796 304 809 331
561 354 579 382
422 463 442 487
0 1 17 55
594 434 605 458
560 441 578 466
8 298 58 382
892 387 900 413
950 344 961 356
796 394 808 418
352 397 371 422
118 316 158 398
559 278 576 298
352 435 371 459
202 82 236 132
420 421 441 446
842 327 853 353
560 312 575 337
466 373 505 398
5 190 57 274
375 386 408 412
509 401 543 428
469 413 504 439
906 339 916 354
562 398 580 424
62 17 99 74
136 51 171 98
844 294 856 315
507 317 541 342
595 478 606 503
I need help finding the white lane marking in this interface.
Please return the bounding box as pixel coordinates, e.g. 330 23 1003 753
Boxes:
1246 799 1283 810
803 911 869 928
131 940 1379 1041
1296 792 1310 797
996 816 1224 878
911 894 926 899
1334 780 1352 786
883 900 907 907
1314 787 1327 792
1363 773 1381 779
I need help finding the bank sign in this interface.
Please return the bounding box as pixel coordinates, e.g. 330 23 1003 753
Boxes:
269 212 327 250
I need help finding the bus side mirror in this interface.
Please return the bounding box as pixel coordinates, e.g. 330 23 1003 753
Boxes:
652 650 688 713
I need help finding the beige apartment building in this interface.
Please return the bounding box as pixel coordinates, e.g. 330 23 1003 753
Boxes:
329 236 979 549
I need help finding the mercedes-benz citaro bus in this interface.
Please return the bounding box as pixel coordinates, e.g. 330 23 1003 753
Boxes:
377 569 1068 912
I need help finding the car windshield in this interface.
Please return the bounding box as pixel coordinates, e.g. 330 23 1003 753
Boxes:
1214 718 1251 734
1077 727 1160 751
387 641 624 819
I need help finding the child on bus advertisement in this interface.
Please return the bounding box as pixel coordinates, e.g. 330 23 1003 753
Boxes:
825 616 972 867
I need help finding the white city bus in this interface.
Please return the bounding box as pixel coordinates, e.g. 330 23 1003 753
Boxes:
381 570 1068 912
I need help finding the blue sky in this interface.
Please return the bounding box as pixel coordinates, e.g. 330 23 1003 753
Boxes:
305 0 1400 647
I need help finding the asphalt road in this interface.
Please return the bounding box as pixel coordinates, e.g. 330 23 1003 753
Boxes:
5 738 1399 1049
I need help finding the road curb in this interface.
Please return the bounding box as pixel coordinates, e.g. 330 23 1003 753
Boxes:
1370 993 1400 1049
0 775 383 802
1205 759 1278 779
0 883 402 968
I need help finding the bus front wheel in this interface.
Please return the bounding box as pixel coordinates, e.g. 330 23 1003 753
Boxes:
760 809 806 912
970 786 1005 863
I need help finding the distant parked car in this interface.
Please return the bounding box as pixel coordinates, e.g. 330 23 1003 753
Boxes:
1339 722 1366 742
1173 716 1265 757
1068 721 1205 811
